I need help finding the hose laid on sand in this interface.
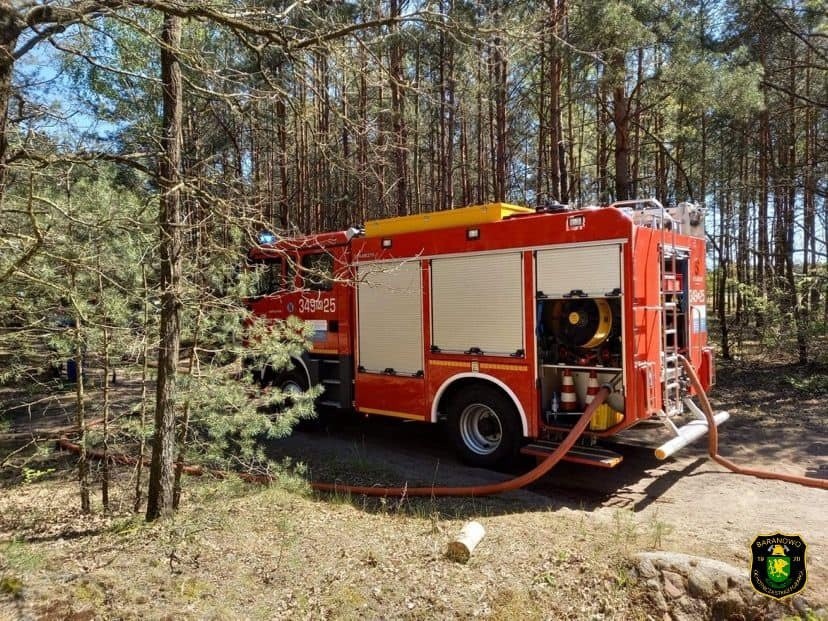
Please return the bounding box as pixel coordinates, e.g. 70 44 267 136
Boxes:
678 354 828 490
55 438 269 484
57 365 827 495
310 386 611 497
57 387 611 497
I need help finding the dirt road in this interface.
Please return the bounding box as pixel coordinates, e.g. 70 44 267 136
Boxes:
268 362 828 605
6 364 828 616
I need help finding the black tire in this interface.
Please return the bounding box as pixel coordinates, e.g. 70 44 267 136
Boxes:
275 369 308 396
273 368 326 431
446 384 522 468
260 367 307 413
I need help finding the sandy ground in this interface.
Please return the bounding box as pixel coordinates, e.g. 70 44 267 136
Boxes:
1 358 826 618
265 359 828 605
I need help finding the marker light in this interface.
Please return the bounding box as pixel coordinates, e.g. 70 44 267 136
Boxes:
257 230 277 244
466 228 480 240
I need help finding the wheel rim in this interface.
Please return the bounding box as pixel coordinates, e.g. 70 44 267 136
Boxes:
458 403 503 455
281 380 303 394
278 379 304 408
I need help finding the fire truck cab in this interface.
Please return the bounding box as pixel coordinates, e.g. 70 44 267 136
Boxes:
246 199 720 468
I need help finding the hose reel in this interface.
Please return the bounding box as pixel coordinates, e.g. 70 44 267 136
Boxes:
549 298 613 348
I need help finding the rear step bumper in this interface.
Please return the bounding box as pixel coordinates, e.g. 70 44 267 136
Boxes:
521 441 623 469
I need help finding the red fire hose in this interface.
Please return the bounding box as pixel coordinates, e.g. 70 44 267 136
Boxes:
678 354 827 490
54 438 264 482
309 385 611 497
57 368 827 495
57 386 610 497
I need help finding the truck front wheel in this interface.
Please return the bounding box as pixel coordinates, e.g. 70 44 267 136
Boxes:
447 385 521 468
276 370 307 398
269 368 323 430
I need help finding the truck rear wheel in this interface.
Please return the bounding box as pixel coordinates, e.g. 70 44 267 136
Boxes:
447 384 521 468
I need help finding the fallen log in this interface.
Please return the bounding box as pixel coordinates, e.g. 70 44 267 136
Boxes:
445 521 485 563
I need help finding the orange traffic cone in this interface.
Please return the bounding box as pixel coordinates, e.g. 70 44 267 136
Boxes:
585 370 599 407
560 369 577 412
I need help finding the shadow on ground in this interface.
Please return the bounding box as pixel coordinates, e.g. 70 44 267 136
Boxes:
264 411 710 519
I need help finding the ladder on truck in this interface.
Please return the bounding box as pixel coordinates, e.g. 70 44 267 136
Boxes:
611 198 685 417
661 230 685 417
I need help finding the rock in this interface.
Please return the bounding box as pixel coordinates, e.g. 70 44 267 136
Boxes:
712 574 728 594
792 595 811 614
662 571 685 599
672 596 694 621
688 571 716 599
651 587 668 612
676 595 692 608
745 590 765 607
638 558 658 579
712 591 745 621
745 607 764 621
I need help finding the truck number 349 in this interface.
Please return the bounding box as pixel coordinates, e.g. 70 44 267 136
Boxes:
299 297 336 313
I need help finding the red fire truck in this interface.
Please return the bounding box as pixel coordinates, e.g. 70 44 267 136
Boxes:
246 199 724 469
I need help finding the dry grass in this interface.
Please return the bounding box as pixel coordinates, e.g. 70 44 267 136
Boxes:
2 334 826 618
0 468 648 620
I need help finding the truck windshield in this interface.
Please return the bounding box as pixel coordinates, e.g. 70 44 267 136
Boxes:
251 258 287 296
300 252 334 291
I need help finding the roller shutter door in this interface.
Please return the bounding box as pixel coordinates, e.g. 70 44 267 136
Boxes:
357 261 423 375
536 244 622 298
431 253 523 355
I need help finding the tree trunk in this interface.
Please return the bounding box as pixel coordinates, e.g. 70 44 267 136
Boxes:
444 39 456 210
146 12 183 522
134 263 150 513
389 0 408 216
596 65 609 203
717 259 731 360
536 29 546 204
631 48 643 199
70 280 91 513
785 64 807 364
610 51 630 201
99 266 111 511
412 41 422 212
0 1 20 203
173 309 201 509
545 0 567 203
357 50 368 221
276 90 288 228
566 51 578 203
475 38 485 203
493 40 507 202
459 113 471 206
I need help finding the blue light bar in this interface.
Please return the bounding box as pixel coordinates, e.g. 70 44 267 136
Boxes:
257 230 277 244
